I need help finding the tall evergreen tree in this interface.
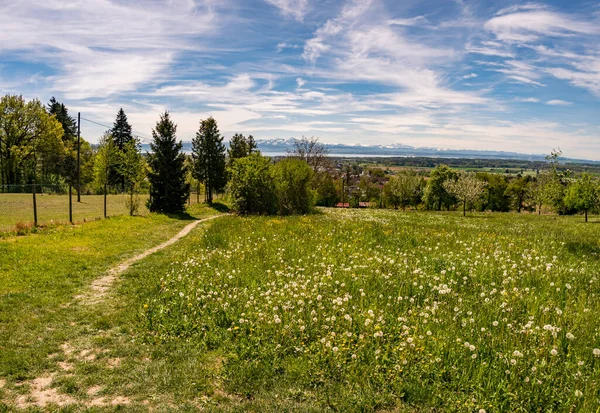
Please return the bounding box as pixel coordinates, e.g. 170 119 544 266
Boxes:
147 112 189 213
192 117 226 203
227 133 258 167
47 97 77 144
109 108 134 191
110 108 133 150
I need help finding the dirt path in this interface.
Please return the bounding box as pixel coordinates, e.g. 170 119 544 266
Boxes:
76 215 223 305
8 215 224 409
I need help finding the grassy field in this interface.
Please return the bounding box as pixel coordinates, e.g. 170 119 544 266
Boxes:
0 193 210 234
1 208 600 411
0 203 226 410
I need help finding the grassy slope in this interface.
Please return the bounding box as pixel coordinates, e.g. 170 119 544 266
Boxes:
2 209 600 412
0 203 222 384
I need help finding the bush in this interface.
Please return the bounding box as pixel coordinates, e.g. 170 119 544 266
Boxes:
314 172 338 207
272 159 315 215
228 153 276 215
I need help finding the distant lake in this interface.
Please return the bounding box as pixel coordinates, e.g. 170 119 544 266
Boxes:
262 152 413 158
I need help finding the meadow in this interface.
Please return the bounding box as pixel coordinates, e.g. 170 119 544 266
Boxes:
135 210 600 412
1 208 599 412
0 193 208 234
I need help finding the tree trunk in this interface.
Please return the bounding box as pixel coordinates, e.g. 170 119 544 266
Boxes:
104 183 107 218
463 200 466 217
196 183 200 204
585 210 588 223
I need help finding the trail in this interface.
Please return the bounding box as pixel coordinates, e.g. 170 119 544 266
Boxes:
76 215 223 305
9 216 225 409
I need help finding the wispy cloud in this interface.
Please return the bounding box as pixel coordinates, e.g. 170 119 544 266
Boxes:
1 0 599 159
546 99 573 106
265 0 310 21
485 4 599 43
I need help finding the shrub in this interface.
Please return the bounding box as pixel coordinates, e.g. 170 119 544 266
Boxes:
272 159 315 215
228 153 276 215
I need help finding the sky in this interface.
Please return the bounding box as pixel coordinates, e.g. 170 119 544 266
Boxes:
1 0 599 159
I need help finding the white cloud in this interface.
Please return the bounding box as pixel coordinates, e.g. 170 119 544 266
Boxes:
516 97 540 103
388 16 427 27
547 66 600 96
0 0 218 99
463 73 478 79
265 0 310 22
492 60 546 87
546 99 573 106
296 78 306 88
485 5 599 43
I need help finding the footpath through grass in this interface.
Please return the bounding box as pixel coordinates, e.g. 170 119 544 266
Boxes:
2 208 600 412
0 202 225 410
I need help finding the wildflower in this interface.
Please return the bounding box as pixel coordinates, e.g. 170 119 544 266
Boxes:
550 349 558 356
575 390 583 397
593 348 600 357
566 333 575 340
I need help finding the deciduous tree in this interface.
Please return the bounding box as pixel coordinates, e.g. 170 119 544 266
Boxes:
228 153 276 215
564 173 598 222
383 172 421 210
423 165 457 210
443 172 487 216
288 136 329 173
0 95 63 189
272 158 314 215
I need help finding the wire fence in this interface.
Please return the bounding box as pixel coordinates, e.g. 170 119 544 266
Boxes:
0 185 207 233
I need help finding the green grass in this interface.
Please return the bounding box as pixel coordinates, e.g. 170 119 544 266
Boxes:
2 208 600 411
0 193 210 233
0 202 226 411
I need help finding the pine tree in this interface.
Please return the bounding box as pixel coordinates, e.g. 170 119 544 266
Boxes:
147 112 189 213
110 108 133 150
227 133 259 167
109 108 134 191
192 117 226 203
47 97 77 144
46 97 78 186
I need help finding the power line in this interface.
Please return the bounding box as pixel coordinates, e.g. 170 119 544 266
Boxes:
80 116 154 143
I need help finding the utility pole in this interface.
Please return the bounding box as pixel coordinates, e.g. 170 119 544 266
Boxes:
77 112 81 202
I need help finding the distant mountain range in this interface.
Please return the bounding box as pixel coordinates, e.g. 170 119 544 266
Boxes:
141 138 597 163
252 138 548 160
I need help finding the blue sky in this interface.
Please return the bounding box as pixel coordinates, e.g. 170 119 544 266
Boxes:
1 0 599 158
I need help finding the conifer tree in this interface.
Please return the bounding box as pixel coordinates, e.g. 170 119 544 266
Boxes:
192 117 226 203
227 133 258 167
47 97 77 144
147 112 189 213
109 108 134 191
110 108 133 150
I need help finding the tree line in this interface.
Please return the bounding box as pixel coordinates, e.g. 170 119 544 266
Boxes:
2 94 598 221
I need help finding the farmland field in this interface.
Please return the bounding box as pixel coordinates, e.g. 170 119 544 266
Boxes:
0 193 209 234
1 208 600 411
